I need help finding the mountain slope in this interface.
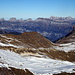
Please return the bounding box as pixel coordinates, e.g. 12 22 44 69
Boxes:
0 32 53 53
0 31 75 75
0 17 74 42
56 26 75 44
3 32 53 48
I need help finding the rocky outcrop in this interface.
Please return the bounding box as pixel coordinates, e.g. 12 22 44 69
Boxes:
0 67 33 75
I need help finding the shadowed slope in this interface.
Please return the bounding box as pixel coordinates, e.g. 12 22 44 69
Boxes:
56 26 75 44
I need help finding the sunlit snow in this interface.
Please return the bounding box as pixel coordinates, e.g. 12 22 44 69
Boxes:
0 49 75 75
54 42 75 52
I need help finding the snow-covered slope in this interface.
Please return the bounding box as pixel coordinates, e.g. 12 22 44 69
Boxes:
0 49 75 75
54 42 75 52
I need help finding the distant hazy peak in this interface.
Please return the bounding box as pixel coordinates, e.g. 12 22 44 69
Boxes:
9 18 17 21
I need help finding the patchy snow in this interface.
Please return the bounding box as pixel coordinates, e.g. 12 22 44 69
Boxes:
54 42 75 52
0 34 28 48
0 42 21 48
0 49 75 75
0 34 21 43
0 34 13 40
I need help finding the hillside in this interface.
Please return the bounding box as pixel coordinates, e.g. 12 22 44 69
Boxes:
56 26 75 43
0 31 75 75
0 32 53 48
0 32 54 55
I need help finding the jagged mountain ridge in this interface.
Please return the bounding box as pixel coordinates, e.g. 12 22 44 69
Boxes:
0 16 75 42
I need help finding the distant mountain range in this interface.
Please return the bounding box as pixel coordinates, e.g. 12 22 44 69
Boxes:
0 16 75 42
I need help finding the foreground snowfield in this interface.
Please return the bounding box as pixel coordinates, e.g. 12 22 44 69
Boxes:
0 49 75 75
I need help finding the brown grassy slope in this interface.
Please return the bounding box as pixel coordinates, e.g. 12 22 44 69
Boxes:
0 67 33 75
56 26 75 44
40 50 75 62
3 32 53 48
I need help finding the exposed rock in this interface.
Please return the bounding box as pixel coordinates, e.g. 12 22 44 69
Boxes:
0 67 33 75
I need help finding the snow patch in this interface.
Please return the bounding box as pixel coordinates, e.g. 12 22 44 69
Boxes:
54 42 75 52
0 42 21 48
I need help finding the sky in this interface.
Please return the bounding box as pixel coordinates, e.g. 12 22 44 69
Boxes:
0 0 75 19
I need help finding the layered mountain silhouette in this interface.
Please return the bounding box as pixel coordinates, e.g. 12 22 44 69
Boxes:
0 17 75 42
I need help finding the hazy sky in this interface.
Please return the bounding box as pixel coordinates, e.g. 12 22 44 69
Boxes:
0 0 75 19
